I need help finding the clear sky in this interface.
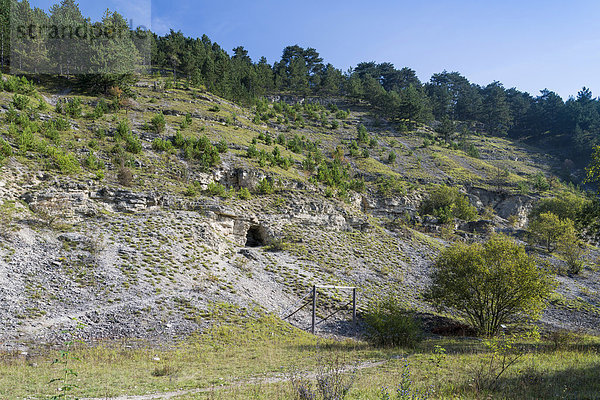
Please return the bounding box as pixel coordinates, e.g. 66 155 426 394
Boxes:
28 0 600 100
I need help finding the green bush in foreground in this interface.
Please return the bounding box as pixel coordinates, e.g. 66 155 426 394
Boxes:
426 235 555 336
363 296 422 347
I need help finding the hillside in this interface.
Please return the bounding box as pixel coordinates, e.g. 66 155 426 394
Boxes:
0 75 599 354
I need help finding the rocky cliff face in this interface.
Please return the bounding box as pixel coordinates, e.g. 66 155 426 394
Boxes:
2 159 598 353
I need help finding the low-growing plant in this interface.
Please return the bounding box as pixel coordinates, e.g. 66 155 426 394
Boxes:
257 178 276 195
289 355 357 400
207 182 232 198
63 97 82 118
12 94 30 110
237 187 252 200
379 359 432 399
363 296 422 347
0 138 12 160
84 152 105 171
118 166 134 186
54 117 70 131
150 112 166 133
420 185 477 223
152 138 174 152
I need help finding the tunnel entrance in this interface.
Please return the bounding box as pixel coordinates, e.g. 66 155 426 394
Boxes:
245 225 265 247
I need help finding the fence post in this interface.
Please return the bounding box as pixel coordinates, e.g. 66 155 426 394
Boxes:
352 287 357 328
311 285 317 334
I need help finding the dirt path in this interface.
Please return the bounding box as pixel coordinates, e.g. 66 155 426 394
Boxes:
81 358 391 400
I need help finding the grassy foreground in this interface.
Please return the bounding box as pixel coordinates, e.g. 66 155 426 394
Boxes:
1 315 600 399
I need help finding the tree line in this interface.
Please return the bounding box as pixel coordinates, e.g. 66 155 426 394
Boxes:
2 0 600 166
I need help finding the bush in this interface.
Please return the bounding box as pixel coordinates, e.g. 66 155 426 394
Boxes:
12 94 30 110
180 113 192 130
150 112 166 133
54 117 70 131
426 235 556 336
64 97 82 118
124 134 142 154
363 296 422 347
207 182 232 198
216 139 228 153
237 187 252 200
152 138 174 152
420 185 477 223
387 151 397 164
118 167 133 186
357 124 369 144
93 99 109 118
0 138 12 160
257 178 275 195
376 176 406 197
528 212 573 253
529 193 589 224
115 119 131 139
557 224 586 275
84 152 105 171
44 146 80 174
530 172 550 192
246 144 258 158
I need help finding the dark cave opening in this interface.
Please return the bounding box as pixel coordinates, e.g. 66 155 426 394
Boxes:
245 225 265 247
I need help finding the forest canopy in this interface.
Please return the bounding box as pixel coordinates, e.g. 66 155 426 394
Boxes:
1 0 599 167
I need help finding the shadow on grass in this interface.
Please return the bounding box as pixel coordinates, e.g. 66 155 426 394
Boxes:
491 363 600 399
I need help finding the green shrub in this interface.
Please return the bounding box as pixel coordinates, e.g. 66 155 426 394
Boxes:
37 99 48 112
207 182 232 198
17 126 36 153
208 105 220 112
93 99 109 118
84 152 105 171
3 75 34 93
237 187 252 200
387 151 397 164
12 94 30 110
124 133 142 154
246 144 258 158
529 193 589 223
152 138 174 152
44 146 80 174
420 185 477 223
257 178 275 195
44 124 61 144
558 225 586 275
64 97 82 118
357 124 369 143
316 159 349 188
216 139 228 153
54 117 70 131
363 296 422 347
376 176 406 197
530 173 550 192
115 120 142 154
0 138 12 160
180 113 192 129
426 235 556 336
528 212 574 253
151 112 166 133
115 119 131 140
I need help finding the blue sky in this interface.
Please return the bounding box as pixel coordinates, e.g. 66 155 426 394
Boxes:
28 0 600 99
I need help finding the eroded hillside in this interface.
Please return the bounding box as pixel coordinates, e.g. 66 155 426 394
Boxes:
0 76 598 351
